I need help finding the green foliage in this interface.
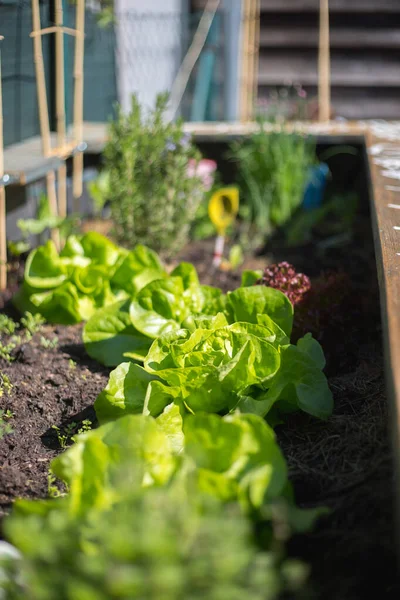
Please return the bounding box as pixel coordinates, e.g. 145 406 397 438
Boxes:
0 315 18 336
83 264 224 367
0 409 13 440
94 285 331 426
0 312 48 361
87 171 111 216
0 373 13 397
285 192 359 247
104 93 207 256
0 338 20 362
17 194 79 240
229 122 316 235
20 312 45 335
39 336 58 349
8 240 31 257
2 476 309 600
228 244 244 269
14 233 165 324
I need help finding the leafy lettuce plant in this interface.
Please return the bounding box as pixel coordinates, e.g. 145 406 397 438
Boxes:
83 262 225 366
94 285 333 425
2 445 310 600
13 233 166 325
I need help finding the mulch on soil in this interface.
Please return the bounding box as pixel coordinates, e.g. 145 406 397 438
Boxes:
0 208 399 599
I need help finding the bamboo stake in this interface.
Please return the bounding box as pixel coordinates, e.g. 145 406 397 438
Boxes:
239 0 251 121
0 36 6 291
55 0 67 219
72 0 85 211
318 0 331 122
31 0 52 157
252 0 260 120
246 0 257 121
46 171 60 249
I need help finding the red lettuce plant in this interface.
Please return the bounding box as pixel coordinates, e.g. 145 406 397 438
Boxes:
255 262 311 306
255 263 360 371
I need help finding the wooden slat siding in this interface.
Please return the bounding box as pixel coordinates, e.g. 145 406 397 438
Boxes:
366 130 400 555
257 1 400 121
192 1 400 120
257 53 400 87
258 0 400 12
259 28 400 48
195 0 400 11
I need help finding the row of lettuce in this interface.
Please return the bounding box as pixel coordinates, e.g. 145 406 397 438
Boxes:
2 233 333 599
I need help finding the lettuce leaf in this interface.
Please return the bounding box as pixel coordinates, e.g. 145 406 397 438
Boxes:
83 300 151 366
226 286 293 337
184 412 288 508
51 414 177 514
14 234 167 325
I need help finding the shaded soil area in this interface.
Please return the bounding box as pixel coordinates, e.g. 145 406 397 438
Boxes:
0 324 110 528
0 208 398 599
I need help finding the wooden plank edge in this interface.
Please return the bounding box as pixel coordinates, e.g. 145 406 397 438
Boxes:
365 136 400 566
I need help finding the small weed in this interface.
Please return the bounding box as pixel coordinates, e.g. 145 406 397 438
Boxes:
47 470 65 498
0 409 14 439
0 372 13 397
68 359 76 370
0 337 21 362
40 336 58 349
0 312 45 361
21 312 46 335
78 419 92 434
51 422 76 449
0 315 18 335
52 419 93 448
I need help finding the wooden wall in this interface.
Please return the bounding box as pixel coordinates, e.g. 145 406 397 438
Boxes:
191 0 400 119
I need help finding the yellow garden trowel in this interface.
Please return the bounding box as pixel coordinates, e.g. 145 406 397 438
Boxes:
208 187 239 268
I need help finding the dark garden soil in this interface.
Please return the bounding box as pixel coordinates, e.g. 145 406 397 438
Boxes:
0 207 399 599
0 322 110 528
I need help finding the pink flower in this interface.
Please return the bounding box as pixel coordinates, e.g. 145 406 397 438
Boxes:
187 159 217 191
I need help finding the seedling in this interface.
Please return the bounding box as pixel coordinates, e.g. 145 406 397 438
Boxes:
0 409 13 440
0 315 18 335
20 311 45 335
0 372 13 396
68 359 76 370
0 338 20 362
52 419 92 448
51 422 76 449
40 336 58 349
47 470 65 498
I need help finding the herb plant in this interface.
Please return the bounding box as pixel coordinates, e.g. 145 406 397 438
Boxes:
104 92 213 256
229 121 316 236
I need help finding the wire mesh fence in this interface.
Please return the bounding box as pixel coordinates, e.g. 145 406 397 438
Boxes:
0 1 252 148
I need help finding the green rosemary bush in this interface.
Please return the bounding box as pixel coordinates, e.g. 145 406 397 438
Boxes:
104 93 209 256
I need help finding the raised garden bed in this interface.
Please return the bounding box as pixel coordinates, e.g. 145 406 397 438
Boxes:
1 126 400 599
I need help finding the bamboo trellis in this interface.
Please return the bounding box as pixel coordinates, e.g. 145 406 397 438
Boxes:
240 0 260 122
240 0 331 123
30 0 85 241
318 0 331 121
0 35 6 290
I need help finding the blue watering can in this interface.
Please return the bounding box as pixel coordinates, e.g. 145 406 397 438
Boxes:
302 163 330 211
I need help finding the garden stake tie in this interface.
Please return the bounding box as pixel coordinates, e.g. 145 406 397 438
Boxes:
208 188 239 268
